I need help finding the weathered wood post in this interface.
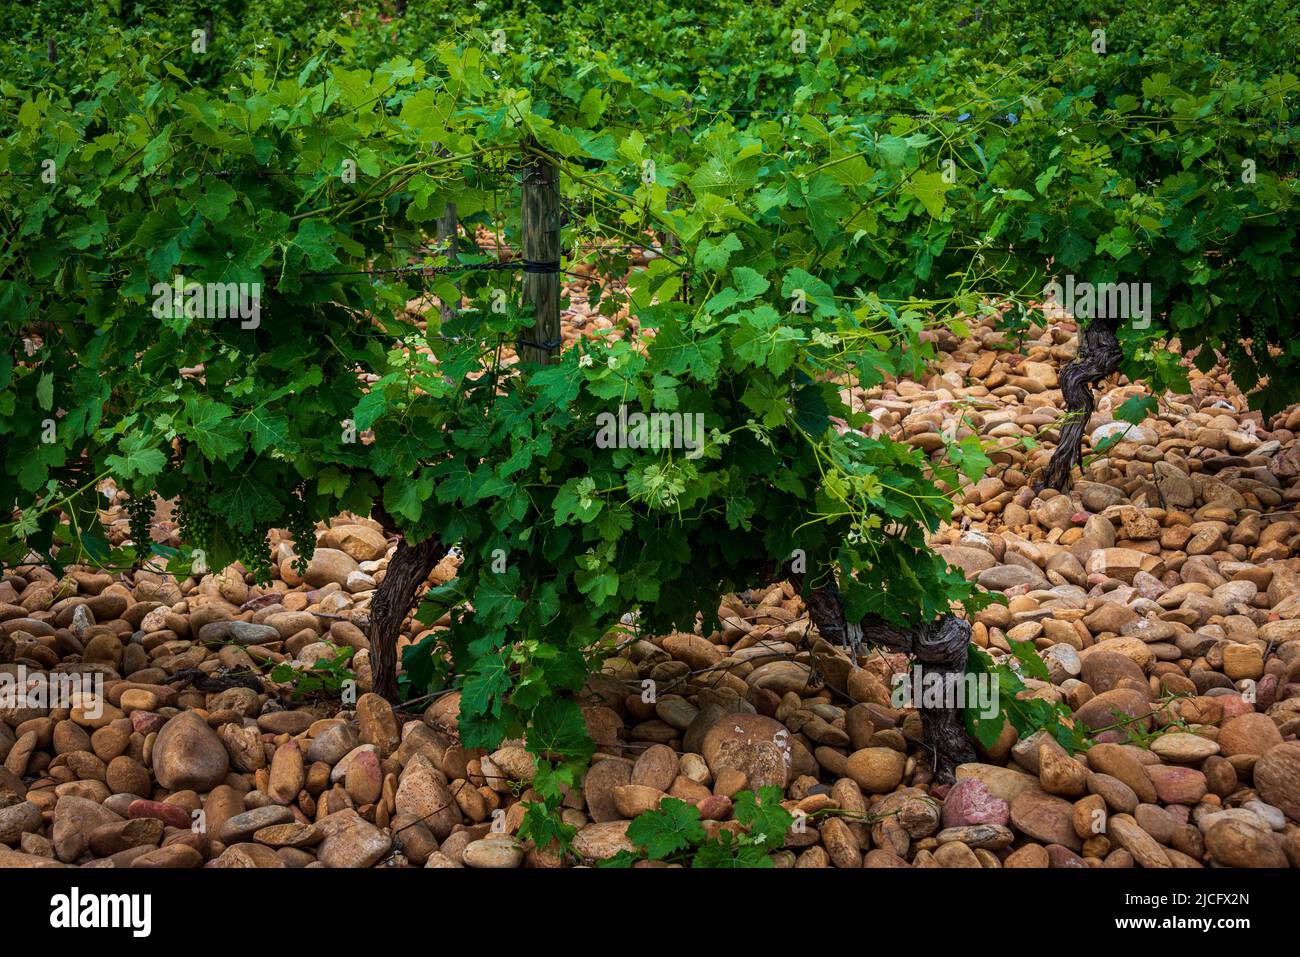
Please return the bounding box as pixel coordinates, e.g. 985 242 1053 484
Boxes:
436 202 458 321
47 38 57 62
519 142 561 366
662 130 686 262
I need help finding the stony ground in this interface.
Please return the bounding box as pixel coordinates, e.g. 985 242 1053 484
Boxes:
2 312 1299 869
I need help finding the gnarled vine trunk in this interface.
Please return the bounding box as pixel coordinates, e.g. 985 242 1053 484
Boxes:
368 536 449 703
1036 317 1123 492
789 571 976 782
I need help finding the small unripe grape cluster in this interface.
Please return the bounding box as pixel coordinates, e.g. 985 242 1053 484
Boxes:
1225 338 1249 371
174 489 216 556
285 493 317 575
232 524 273 586
125 491 156 562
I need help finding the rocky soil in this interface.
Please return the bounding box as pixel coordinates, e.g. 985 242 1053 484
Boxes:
3 312 1300 869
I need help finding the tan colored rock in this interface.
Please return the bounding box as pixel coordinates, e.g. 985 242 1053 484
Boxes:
611 785 666 818
344 748 382 805
1150 732 1219 763
1109 813 1171 868
701 713 791 790
1222 643 1265 681
355 693 400 757
662 632 722 670
318 524 390 563
489 746 536 783
1004 843 1050 868
1038 746 1088 797
300 548 360 588
630 744 678 792
1086 744 1157 804
1010 791 1081 851
932 841 982 868
268 740 306 805
845 748 906 793
152 711 229 793
316 809 391 868
463 836 524 869
1073 688 1152 735
1204 818 1288 868
583 758 633 823
218 722 267 773
571 821 635 863
1218 713 1283 757
1253 742 1300 822
1086 549 1157 585
1073 794 1107 840
254 822 321 848
819 817 862 868
394 760 461 839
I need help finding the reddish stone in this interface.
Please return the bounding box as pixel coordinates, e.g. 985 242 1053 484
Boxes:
749 687 781 718
1046 843 1088 868
1256 674 1279 711
942 777 1010 827
1218 696 1256 721
131 711 167 735
1145 766 1207 805
128 799 191 830
696 795 732 821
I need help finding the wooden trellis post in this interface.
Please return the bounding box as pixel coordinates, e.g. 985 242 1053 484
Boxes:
519 143 561 366
436 201 458 321
663 128 687 295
